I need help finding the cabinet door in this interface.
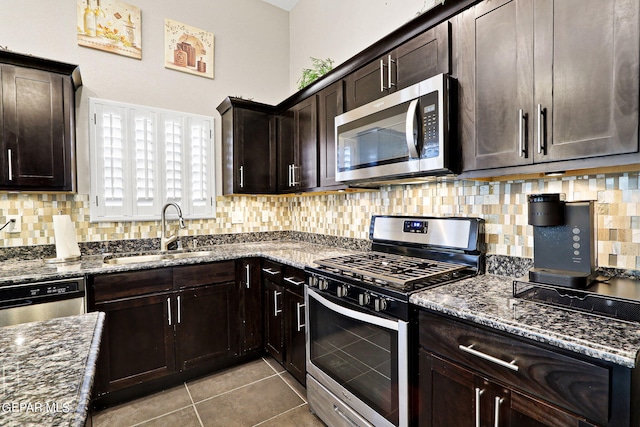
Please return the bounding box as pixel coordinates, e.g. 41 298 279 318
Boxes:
263 279 285 363
533 0 639 163
0 65 74 190
345 21 451 111
175 282 239 371
284 288 306 385
318 81 345 188
94 293 175 395
239 258 263 354
458 0 535 171
234 108 276 194
394 21 451 90
418 350 476 427
277 110 295 192
278 98 318 193
295 96 318 190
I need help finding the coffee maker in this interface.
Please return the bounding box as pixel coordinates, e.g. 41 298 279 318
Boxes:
528 194 597 288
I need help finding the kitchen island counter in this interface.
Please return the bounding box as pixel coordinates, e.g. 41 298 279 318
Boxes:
0 311 105 426
411 274 640 368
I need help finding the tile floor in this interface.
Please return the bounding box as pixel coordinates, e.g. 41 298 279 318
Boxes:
92 357 326 427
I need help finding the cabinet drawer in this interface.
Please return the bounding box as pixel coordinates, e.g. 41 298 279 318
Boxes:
418 310 610 425
173 261 235 289
92 268 173 302
282 265 305 295
261 260 283 283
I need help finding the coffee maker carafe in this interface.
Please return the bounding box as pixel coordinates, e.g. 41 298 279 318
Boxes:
528 194 597 288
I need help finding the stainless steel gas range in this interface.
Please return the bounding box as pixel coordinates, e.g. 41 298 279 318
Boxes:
305 215 485 427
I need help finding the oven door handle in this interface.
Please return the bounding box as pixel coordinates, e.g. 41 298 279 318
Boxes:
306 287 402 331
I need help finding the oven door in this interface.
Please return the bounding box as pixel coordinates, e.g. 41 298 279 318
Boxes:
305 286 408 427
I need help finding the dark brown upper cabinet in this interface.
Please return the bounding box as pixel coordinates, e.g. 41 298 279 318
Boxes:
217 97 277 195
277 96 318 193
344 21 451 111
458 0 639 174
0 51 81 192
317 80 345 189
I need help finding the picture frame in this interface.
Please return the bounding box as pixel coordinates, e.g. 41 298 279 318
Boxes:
77 0 142 60
164 19 215 79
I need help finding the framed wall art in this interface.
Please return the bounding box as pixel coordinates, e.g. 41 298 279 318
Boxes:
77 0 142 59
164 19 214 79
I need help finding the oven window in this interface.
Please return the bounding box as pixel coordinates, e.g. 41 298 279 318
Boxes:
308 296 400 425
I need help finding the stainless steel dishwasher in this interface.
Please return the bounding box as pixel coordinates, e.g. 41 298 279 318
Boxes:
0 277 86 327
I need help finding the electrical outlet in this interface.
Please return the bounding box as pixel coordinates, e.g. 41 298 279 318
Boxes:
231 211 244 224
6 215 21 233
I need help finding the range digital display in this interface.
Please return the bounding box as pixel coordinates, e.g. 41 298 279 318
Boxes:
403 220 428 234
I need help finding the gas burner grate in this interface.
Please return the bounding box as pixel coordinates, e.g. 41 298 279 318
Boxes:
315 252 468 289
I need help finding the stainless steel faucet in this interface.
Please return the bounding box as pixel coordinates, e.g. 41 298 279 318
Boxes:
160 202 186 251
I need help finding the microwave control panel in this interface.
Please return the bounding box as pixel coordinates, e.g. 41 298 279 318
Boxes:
422 91 439 159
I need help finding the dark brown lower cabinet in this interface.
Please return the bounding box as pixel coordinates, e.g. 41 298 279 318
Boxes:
239 258 263 355
262 260 307 384
284 288 306 385
94 292 175 393
418 351 596 427
175 283 238 371
91 261 241 401
263 277 285 364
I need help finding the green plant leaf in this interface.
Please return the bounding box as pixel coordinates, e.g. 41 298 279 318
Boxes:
297 57 334 90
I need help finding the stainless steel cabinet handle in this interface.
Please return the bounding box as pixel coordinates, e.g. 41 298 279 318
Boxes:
245 264 251 288
290 165 300 187
7 149 12 181
518 109 526 157
262 267 279 276
167 297 172 326
388 55 396 89
405 99 420 158
380 59 386 92
274 291 282 316
177 295 181 324
239 165 244 188
475 387 485 427
284 277 305 287
494 396 504 427
296 302 306 331
459 344 519 372
537 103 544 154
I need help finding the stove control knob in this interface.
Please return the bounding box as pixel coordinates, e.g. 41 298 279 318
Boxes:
318 279 329 291
358 293 371 306
374 297 388 312
337 285 349 298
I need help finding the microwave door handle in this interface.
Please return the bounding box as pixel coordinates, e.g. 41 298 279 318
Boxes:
405 99 420 158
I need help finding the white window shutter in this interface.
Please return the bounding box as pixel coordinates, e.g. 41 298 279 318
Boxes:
162 113 184 205
187 116 215 217
90 101 131 220
131 108 159 217
89 98 215 222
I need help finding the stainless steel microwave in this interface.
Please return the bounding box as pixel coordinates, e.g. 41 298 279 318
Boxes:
335 73 455 185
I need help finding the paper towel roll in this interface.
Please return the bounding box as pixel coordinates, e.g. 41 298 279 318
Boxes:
52 215 81 260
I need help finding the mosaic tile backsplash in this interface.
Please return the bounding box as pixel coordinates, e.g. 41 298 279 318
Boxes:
1 171 639 270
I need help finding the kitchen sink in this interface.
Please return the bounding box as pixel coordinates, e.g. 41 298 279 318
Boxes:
103 250 218 265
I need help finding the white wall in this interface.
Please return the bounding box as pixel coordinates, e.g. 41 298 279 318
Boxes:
288 0 427 93
0 0 290 194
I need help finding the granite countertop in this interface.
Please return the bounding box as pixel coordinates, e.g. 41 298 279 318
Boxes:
411 275 640 368
0 312 105 426
0 240 360 286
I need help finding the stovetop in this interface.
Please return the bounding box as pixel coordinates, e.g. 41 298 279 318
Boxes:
314 252 470 291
